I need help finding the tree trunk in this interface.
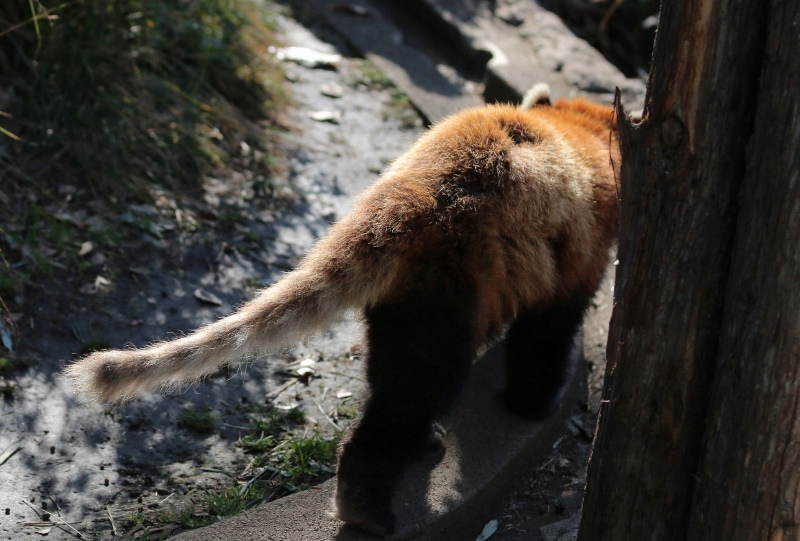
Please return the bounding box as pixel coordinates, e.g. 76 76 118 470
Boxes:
686 2 800 538
579 0 798 539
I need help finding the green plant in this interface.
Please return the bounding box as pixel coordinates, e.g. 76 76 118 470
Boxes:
180 409 216 434
283 406 306 425
336 403 358 419
155 506 214 529
127 510 146 525
206 484 265 518
240 432 277 453
348 58 394 90
0 378 16 397
0 357 30 376
1 0 287 199
240 406 304 452
384 91 423 130
271 433 339 489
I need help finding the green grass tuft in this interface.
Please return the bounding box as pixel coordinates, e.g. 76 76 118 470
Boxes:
272 433 339 489
206 484 265 518
180 409 217 434
0 0 287 198
0 0 289 328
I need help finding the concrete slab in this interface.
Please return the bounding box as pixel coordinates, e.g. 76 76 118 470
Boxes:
313 0 644 123
313 0 484 123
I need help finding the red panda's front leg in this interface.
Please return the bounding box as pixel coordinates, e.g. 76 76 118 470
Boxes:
334 274 478 536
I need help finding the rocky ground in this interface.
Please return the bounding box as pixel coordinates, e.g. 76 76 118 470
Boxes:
1 1 638 539
1 11 425 540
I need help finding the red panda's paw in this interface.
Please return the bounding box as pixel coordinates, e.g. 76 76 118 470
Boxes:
333 476 395 537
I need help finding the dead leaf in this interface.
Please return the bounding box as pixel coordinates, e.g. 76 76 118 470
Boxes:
295 366 315 378
288 358 316 370
309 110 341 124
320 82 344 98
288 358 316 381
0 318 15 352
78 241 93 257
336 389 353 399
94 276 112 293
79 276 112 295
475 519 498 541
275 402 301 411
272 46 342 69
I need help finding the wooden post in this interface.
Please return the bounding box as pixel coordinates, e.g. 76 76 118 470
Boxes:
577 0 798 538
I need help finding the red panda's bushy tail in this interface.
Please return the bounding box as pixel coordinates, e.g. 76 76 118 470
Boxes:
63 260 367 403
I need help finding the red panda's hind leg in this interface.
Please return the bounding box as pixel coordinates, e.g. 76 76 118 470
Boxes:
502 297 589 419
334 279 478 536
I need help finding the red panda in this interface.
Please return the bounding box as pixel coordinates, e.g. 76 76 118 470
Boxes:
63 84 620 536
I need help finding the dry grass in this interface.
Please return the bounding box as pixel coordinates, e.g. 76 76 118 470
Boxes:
0 0 290 314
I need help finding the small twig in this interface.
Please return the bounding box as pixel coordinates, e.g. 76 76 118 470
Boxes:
266 379 298 400
21 499 85 539
200 468 234 477
105 505 118 537
314 367 367 382
537 457 556 473
18 521 82 526
157 492 176 506
44 489 64 517
222 423 252 430
312 397 340 431
102 488 125 507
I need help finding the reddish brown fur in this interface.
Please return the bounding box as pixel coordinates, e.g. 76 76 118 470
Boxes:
316 98 619 337
63 89 620 535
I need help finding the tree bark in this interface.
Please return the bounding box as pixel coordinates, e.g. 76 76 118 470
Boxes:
686 2 800 539
578 0 797 539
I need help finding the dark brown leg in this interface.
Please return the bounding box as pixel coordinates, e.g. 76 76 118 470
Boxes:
335 280 477 536
502 297 588 419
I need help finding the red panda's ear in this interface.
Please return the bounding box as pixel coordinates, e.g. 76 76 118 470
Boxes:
521 83 551 109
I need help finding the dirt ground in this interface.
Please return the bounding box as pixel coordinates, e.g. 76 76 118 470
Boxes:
1 5 615 540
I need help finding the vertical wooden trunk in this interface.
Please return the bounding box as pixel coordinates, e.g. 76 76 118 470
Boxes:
686 2 800 539
578 0 777 539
